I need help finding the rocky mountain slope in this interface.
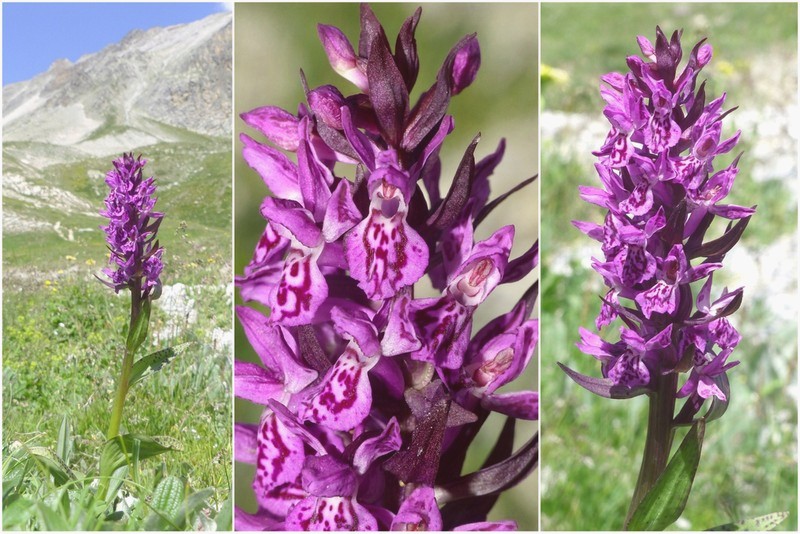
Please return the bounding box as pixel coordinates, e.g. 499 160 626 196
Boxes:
2 12 232 277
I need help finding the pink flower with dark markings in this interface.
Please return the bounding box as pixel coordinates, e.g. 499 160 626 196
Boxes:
236 4 538 530
563 27 753 421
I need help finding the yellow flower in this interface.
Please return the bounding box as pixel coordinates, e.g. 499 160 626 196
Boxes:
44 280 52 286
65 255 77 261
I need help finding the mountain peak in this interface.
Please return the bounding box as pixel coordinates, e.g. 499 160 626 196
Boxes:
3 12 232 158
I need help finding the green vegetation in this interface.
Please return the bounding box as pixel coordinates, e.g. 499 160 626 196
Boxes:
3 136 232 529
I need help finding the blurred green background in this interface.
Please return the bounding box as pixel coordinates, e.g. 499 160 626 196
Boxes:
540 3 797 531
234 2 539 529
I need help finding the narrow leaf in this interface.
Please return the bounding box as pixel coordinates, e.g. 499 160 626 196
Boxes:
366 30 408 147
100 434 174 480
129 342 193 388
475 175 537 227
707 511 789 531
435 432 538 504
559 362 649 399
126 298 151 355
427 134 479 230
56 415 72 464
627 420 706 531
215 497 233 531
689 216 751 260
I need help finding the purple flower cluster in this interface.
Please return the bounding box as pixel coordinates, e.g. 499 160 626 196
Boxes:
566 28 754 418
99 153 164 299
235 5 538 531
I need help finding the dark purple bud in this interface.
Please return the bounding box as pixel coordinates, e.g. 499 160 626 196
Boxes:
366 31 409 147
394 7 422 91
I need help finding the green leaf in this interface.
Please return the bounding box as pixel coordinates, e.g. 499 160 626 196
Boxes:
100 434 174 480
214 496 233 531
36 502 70 531
627 419 706 531
129 342 193 388
56 414 72 464
707 511 790 531
175 488 214 528
126 298 151 354
145 476 184 530
19 444 76 486
3 495 36 530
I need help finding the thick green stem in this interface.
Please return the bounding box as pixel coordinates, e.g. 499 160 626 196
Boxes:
106 285 142 440
624 372 678 529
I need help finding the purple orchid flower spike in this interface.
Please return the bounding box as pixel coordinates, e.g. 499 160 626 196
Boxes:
563 27 754 527
99 153 164 300
236 4 538 530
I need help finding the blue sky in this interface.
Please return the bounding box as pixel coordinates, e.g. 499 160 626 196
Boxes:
3 2 231 85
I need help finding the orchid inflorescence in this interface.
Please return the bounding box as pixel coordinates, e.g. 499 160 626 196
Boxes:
561 27 755 526
100 152 164 301
235 4 538 531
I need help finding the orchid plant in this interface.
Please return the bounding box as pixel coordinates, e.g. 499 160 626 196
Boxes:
235 4 538 531
558 28 786 530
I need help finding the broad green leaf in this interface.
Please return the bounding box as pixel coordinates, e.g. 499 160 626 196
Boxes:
57 414 72 464
707 511 790 531
3 495 36 530
176 488 214 528
36 502 70 531
126 299 152 354
215 496 233 531
627 419 705 531
100 434 174 480
145 476 184 530
129 342 192 388
20 444 76 486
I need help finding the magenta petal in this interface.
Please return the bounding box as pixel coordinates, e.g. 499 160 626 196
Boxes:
240 133 301 202
258 482 307 519
352 417 402 474
302 345 376 431
241 106 300 151
323 179 362 243
317 24 368 91
260 197 322 249
345 202 428 301
235 507 284 531
235 361 285 404
254 412 306 497
234 423 258 464
482 391 539 420
270 250 328 326
382 292 422 356
330 306 381 357
302 455 358 498
391 486 442 531
286 496 378 531
635 280 677 319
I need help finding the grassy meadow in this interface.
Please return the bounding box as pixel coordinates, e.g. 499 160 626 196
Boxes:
2 140 233 530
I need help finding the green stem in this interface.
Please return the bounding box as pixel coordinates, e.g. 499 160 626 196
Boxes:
99 285 143 503
107 286 142 440
624 372 677 529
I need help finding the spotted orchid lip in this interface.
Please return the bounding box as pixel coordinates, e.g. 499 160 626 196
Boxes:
235 4 538 530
